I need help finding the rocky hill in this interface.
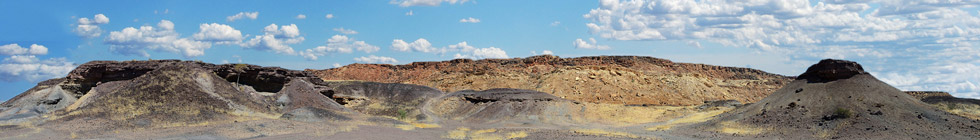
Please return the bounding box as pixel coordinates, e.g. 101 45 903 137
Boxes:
685 59 980 139
2 57 978 139
311 55 792 106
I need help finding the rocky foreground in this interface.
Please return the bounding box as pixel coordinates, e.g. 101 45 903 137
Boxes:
0 56 978 139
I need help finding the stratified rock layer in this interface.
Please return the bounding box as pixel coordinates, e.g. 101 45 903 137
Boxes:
312 55 792 106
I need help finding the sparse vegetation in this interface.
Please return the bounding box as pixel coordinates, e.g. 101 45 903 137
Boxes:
397 109 408 120
233 64 247 91
823 107 854 121
835 108 853 118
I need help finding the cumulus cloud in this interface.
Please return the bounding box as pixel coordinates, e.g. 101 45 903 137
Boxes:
459 17 480 23
392 38 438 53
390 0 469 7
0 44 47 55
73 14 110 38
333 63 342 68
295 14 307 19
584 0 980 98
354 55 398 64
0 43 75 82
454 47 509 59
104 20 212 58
333 27 358 34
390 39 508 59
241 24 304 55
532 50 554 55
227 12 258 22
573 38 610 50
406 10 414 16
192 23 243 44
542 50 553 55
325 14 334 19
300 35 379 60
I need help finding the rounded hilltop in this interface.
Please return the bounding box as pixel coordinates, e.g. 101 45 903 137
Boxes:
686 59 980 139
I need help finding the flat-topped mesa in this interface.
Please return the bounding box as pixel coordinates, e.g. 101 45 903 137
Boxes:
796 59 869 83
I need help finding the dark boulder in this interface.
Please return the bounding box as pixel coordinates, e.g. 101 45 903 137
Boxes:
796 59 868 83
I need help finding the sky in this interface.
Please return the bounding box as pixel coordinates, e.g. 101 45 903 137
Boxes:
1 0 979 101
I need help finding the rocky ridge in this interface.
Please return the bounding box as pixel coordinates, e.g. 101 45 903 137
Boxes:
312 55 793 106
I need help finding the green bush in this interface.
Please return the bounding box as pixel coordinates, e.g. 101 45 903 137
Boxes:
397 109 408 120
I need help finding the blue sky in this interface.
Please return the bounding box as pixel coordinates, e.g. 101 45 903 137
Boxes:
1 0 979 101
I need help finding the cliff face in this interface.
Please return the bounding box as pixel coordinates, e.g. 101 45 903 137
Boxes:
311 55 793 106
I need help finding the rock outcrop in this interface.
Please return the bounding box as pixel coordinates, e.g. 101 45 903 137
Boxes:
312 55 792 106
0 60 349 130
796 59 868 83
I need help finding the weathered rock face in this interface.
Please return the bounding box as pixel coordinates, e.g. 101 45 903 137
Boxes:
796 59 868 83
312 55 792 106
0 60 350 129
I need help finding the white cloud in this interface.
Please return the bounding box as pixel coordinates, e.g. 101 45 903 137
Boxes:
354 55 398 64
299 35 378 60
550 21 561 26
390 39 509 59
391 38 438 53
445 41 476 53
406 10 414 16
104 20 212 58
192 23 243 44
459 17 481 23
542 50 553 55
390 0 469 7
584 0 980 98
241 24 304 55
325 14 334 19
0 44 47 55
573 38 610 50
455 47 509 59
227 12 258 22
296 14 307 19
333 63 342 68
333 27 358 34
0 43 75 82
73 14 110 38
687 41 703 49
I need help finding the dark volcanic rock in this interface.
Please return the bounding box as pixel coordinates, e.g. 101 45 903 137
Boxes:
796 59 868 83
457 88 563 104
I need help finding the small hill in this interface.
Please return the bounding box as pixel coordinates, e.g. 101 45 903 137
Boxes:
690 59 980 139
311 55 792 106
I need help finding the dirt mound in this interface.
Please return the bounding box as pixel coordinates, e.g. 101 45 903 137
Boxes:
317 81 443 122
690 59 980 139
430 88 582 126
312 55 791 106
